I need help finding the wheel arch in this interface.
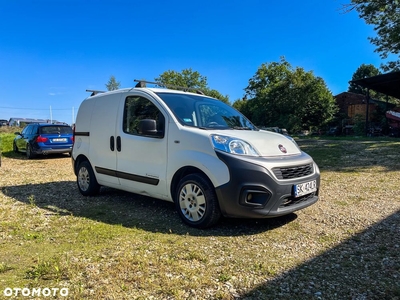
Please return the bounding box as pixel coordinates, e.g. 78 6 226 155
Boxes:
73 154 90 175
170 166 213 202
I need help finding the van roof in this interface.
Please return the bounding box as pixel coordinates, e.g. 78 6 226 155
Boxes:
86 79 207 97
86 87 207 99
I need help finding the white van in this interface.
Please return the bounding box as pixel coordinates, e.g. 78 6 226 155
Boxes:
72 81 320 228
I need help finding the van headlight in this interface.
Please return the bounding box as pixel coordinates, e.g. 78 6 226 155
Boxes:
210 134 259 156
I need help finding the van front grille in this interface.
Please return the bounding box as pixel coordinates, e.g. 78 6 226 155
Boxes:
272 163 313 179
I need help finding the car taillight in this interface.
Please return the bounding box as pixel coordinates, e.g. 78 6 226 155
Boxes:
36 135 48 143
72 125 75 144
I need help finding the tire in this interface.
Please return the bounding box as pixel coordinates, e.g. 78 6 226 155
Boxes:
175 173 221 228
76 160 100 196
13 142 19 153
26 144 36 159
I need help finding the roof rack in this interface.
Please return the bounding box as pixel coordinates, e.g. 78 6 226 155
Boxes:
133 79 205 95
86 89 106 96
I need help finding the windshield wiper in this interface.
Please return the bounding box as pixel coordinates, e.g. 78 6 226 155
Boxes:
231 126 252 130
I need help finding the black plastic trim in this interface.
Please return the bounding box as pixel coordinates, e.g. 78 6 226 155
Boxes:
95 166 117 177
95 166 159 185
117 170 159 185
74 132 90 136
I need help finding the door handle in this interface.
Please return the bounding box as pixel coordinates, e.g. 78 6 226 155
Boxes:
116 136 121 152
110 136 115 151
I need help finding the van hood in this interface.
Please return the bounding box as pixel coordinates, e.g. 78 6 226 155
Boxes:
211 129 301 156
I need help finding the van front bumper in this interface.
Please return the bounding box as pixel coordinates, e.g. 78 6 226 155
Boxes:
214 151 320 219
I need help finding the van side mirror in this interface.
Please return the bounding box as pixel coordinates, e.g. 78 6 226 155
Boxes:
138 119 162 137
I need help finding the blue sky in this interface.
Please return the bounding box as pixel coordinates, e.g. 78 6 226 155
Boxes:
0 0 382 124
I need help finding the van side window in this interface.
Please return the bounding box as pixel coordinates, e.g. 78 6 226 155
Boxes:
123 96 165 138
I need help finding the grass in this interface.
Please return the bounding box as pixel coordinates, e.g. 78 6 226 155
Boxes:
1 132 400 299
0 134 14 152
296 138 400 171
0 127 18 160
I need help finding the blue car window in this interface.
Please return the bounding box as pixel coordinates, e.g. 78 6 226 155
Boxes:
40 126 72 134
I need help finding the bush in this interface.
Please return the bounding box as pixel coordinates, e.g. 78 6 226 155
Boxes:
353 114 366 136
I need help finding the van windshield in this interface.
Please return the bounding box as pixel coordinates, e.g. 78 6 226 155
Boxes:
156 92 258 130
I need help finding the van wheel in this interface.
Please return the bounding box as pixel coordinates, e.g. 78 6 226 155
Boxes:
175 174 221 228
26 144 35 159
13 142 19 153
77 160 100 196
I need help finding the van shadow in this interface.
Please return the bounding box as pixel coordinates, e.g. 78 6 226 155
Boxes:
2 181 297 237
238 209 400 299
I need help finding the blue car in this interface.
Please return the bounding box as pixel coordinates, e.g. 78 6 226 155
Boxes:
13 123 73 159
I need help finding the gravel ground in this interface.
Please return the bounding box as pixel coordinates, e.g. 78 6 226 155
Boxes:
1 139 400 299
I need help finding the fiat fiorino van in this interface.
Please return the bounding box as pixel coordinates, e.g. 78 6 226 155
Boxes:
72 81 320 228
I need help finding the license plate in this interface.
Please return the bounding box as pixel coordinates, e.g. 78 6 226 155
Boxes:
294 180 317 197
52 138 67 142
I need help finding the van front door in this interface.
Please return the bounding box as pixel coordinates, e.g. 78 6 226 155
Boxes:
115 94 169 199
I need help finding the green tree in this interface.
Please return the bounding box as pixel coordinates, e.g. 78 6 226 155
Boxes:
204 89 230 104
105 75 121 91
344 1 400 71
155 68 230 104
239 58 338 133
348 64 381 96
232 97 252 119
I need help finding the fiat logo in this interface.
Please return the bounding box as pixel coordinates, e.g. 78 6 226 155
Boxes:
278 144 287 153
